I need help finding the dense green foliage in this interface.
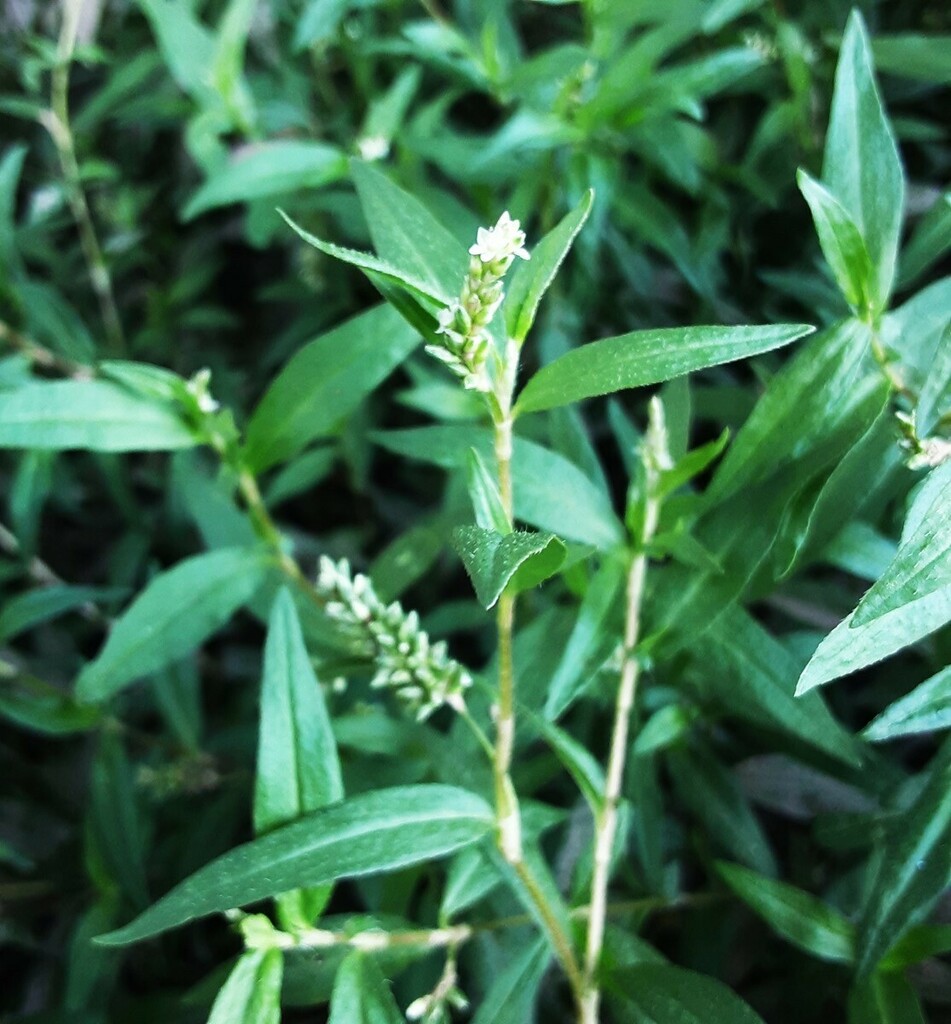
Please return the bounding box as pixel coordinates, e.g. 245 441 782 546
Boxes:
1 1 949 1022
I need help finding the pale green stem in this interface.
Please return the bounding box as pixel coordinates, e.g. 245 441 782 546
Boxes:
580 478 660 1024
43 0 126 356
490 374 585 1002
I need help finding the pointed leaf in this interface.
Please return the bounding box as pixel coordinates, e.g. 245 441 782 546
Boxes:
823 11 905 309
280 210 449 304
856 737 951 975
504 190 593 343
465 448 511 534
96 785 492 946
515 324 814 415
716 861 855 963
184 141 347 219
207 950 283 1024
471 938 550 1024
797 169 875 315
607 964 767 1023
77 548 272 703
852 465 951 625
351 161 467 300
863 666 951 742
328 952 404 1024
0 380 198 452
374 425 623 549
245 303 420 471
254 588 343 834
451 526 565 608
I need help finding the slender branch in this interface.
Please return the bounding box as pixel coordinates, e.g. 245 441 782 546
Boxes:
41 0 126 356
580 400 666 1024
0 320 90 378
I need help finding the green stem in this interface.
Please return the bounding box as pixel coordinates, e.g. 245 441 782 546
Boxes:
490 387 584 1003
580 460 661 1024
43 0 125 356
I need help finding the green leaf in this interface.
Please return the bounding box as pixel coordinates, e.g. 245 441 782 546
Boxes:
873 33 951 85
504 189 593 343
77 548 272 703
465 448 511 534
863 666 951 742
822 11 905 310
879 923 951 970
351 161 468 301
451 526 565 608
207 950 283 1024
0 380 199 452
0 144 26 273
280 209 449 304
245 304 420 471
716 861 855 963
852 464 951 626
530 715 605 814
856 737 951 975
183 141 347 219
0 585 119 643
707 319 882 504
544 557 624 720
796 583 951 694
694 608 862 766
328 952 404 1024
797 169 875 315
0 672 101 735
471 937 550 1024
848 971 926 1024
607 963 767 1023
515 324 814 415
668 744 776 877
254 588 343 834
96 785 492 946
374 425 624 549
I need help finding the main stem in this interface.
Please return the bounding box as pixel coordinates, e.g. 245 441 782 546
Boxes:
580 482 660 1024
491 387 584 1002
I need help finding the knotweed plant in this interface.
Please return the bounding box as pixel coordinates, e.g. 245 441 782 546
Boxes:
1 6 949 1024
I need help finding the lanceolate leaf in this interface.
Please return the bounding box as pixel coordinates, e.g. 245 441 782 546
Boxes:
471 938 551 1024
451 526 566 608
716 861 855 963
504 189 593 343
328 952 404 1024
863 666 951 742
254 588 343 834
848 971 926 1024
797 169 875 315
694 608 861 765
245 303 420 471
183 141 347 219
373 425 623 549
796 583 951 695
352 160 468 300
0 380 198 452
207 950 283 1024
77 548 273 703
97 786 493 946
822 11 905 310
515 324 814 415
857 737 951 975
607 963 767 1023
852 464 951 626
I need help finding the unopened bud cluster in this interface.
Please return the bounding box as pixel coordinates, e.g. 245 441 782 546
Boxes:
427 211 530 393
316 556 472 721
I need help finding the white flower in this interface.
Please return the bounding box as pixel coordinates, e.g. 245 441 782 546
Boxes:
909 436 951 470
468 211 530 264
357 135 390 161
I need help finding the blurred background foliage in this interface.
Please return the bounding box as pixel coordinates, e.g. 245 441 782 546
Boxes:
0 0 949 1021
